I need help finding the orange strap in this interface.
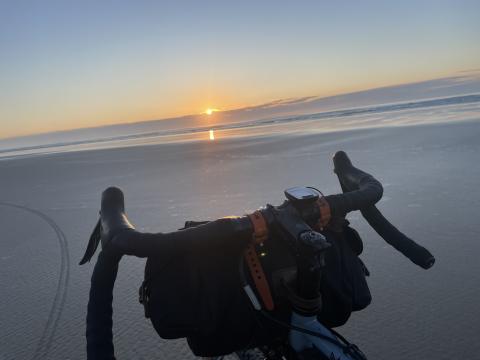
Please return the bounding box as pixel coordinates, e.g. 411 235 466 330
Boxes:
244 243 274 311
248 211 269 244
316 196 331 230
245 211 274 311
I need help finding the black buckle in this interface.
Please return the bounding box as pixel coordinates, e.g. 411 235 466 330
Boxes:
139 281 151 318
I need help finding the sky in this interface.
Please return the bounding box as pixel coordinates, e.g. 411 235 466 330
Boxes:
0 0 479 139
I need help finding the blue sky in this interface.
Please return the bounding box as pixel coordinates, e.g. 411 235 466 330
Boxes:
0 0 479 138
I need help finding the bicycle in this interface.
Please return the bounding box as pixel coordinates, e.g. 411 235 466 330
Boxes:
82 151 434 360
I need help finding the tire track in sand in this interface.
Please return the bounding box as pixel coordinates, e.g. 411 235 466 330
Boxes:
0 202 70 360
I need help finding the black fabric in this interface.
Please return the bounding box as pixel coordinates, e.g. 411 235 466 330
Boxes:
143 225 288 356
318 227 371 327
143 223 371 356
145 230 245 339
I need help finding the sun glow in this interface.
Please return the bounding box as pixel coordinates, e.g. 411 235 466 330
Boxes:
205 108 219 115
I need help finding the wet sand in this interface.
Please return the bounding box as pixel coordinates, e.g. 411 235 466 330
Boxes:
1 120 480 359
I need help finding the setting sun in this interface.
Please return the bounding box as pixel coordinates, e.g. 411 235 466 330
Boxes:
205 108 219 115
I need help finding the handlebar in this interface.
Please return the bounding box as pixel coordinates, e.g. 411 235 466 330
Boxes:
331 151 435 269
360 206 435 269
324 173 383 216
259 151 434 270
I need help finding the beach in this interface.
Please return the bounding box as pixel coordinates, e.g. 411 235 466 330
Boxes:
1 118 480 359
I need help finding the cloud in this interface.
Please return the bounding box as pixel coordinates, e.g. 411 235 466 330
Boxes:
219 73 480 123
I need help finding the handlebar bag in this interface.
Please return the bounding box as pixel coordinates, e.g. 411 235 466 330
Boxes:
141 222 371 356
142 222 281 356
318 226 372 327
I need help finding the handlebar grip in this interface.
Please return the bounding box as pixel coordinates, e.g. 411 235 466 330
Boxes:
361 206 435 269
324 173 383 216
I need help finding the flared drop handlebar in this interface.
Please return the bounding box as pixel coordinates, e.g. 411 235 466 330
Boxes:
270 151 435 270
330 151 435 269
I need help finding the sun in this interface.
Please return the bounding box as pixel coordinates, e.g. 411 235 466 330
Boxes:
205 108 219 115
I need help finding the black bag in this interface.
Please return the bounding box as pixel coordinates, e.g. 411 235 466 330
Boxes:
318 226 371 327
140 222 371 356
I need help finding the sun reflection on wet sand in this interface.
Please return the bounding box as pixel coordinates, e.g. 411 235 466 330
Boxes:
209 129 215 140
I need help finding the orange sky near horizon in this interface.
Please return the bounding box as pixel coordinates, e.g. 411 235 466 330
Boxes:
1 1 479 139
2 67 474 140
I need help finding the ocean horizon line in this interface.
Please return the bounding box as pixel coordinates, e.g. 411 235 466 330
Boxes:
0 93 479 159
